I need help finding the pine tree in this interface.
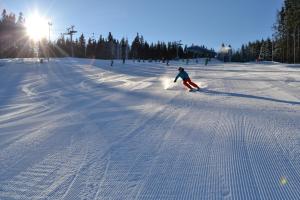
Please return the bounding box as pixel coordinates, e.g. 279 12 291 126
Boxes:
131 33 140 61
120 38 127 63
78 34 86 58
96 35 104 59
107 32 114 60
273 0 300 63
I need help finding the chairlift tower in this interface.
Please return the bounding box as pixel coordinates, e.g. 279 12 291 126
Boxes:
48 22 52 61
175 40 183 60
64 25 77 57
91 32 96 43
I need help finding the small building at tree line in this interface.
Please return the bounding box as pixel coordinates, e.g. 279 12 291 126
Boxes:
217 44 232 62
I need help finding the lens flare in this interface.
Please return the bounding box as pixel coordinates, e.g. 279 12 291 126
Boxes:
25 12 48 41
280 177 287 185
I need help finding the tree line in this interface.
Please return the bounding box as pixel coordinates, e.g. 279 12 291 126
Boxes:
232 0 300 63
231 39 273 62
273 0 300 63
0 10 35 58
0 8 215 62
43 32 215 62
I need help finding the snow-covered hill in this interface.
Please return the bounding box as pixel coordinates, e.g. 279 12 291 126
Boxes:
0 58 300 199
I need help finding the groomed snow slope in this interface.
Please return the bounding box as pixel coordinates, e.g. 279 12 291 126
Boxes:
0 58 300 199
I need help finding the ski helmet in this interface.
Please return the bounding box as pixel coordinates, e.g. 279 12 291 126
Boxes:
178 67 184 71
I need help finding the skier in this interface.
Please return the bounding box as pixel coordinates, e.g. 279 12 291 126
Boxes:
205 58 209 66
174 67 200 92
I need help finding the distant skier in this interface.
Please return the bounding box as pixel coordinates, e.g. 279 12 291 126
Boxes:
205 58 209 66
174 67 200 92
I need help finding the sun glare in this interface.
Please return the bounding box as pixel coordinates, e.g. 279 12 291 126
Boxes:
25 12 48 42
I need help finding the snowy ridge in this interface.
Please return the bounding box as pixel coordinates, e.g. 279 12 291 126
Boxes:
0 58 300 199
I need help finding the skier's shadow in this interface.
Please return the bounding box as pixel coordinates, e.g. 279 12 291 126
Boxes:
200 88 300 105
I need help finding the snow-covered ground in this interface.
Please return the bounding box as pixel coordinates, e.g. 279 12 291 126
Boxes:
0 58 300 199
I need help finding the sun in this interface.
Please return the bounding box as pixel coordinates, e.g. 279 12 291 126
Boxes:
25 12 49 42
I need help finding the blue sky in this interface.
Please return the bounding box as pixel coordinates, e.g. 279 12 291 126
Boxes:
1 0 283 50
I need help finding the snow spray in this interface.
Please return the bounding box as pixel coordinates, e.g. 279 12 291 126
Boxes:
160 76 208 90
198 82 208 89
161 77 174 90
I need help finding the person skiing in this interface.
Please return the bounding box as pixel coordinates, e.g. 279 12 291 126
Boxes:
174 67 200 92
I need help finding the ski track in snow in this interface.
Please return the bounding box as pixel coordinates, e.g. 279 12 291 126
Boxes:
0 58 300 199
